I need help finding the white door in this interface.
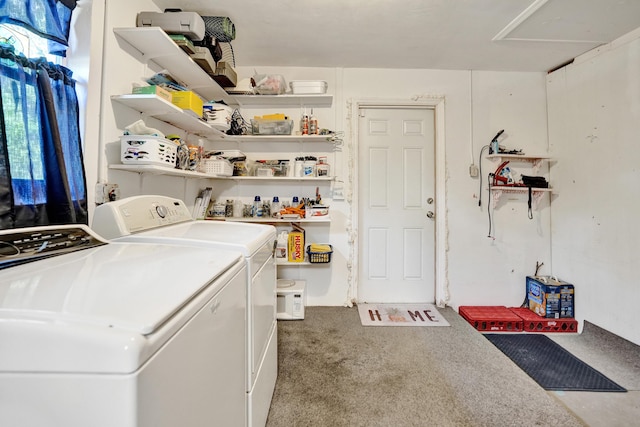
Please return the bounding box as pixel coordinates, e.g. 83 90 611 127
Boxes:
357 106 436 303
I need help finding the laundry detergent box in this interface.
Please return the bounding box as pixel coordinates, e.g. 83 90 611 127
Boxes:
287 223 305 262
526 276 574 318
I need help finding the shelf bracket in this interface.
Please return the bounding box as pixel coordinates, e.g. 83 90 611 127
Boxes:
531 158 543 174
491 187 547 210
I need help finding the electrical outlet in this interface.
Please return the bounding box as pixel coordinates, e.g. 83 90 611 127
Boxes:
469 164 479 178
95 183 120 204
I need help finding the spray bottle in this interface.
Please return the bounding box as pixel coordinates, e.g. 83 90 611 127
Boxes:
309 109 318 135
300 108 309 135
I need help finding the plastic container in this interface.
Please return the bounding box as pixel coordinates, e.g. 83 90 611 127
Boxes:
305 205 329 218
290 80 328 94
121 135 177 167
303 160 316 177
271 196 281 218
202 158 233 176
294 157 304 177
250 119 294 135
252 74 287 95
233 199 243 218
253 196 263 217
316 157 330 177
306 244 333 263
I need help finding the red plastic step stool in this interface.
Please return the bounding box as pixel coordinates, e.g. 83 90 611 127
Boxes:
458 306 523 332
509 307 578 333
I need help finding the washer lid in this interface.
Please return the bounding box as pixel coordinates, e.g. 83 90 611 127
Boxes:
126 220 276 255
0 241 242 334
0 240 243 374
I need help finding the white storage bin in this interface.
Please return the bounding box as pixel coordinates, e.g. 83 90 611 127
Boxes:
203 157 233 176
121 135 177 167
289 80 328 94
203 103 234 132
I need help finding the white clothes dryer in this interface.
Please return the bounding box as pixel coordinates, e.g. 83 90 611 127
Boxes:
92 195 278 427
0 224 246 427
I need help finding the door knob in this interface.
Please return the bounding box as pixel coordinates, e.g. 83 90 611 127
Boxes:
426 211 434 219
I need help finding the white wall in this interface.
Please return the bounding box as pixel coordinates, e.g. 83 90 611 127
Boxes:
85 0 551 309
341 69 550 308
547 30 640 345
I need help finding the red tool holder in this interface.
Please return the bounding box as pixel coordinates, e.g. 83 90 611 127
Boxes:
509 307 578 333
458 306 523 332
459 305 578 333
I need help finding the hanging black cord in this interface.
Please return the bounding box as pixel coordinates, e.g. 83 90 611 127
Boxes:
487 172 494 238
527 187 534 219
478 145 489 207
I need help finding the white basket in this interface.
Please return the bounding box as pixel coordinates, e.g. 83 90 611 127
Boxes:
121 135 177 167
290 80 328 94
203 158 233 176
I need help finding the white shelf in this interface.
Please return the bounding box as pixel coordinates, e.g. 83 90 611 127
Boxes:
490 186 554 209
113 27 234 105
486 154 550 161
233 94 333 108
487 153 551 174
276 259 312 266
220 176 333 182
110 164 227 179
225 217 331 223
490 186 553 193
225 134 337 143
113 27 335 110
111 94 228 138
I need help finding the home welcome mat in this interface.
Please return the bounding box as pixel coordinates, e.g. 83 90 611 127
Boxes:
358 303 450 327
485 333 626 392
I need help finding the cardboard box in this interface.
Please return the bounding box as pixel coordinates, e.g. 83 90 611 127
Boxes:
287 224 305 262
213 61 237 87
171 91 203 118
131 85 172 103
526 276 574 318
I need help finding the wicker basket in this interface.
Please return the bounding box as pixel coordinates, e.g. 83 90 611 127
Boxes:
306 244 333 264
203 158 233 176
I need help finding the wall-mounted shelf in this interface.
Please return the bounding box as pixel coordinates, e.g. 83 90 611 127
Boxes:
113 27 234 105
110 164 335 183
222 176 333 182
110 164 226 179
225 217 331 224
113 27 335 110
490 186 553 209
487 153 551 174
233 94 333 108
224 134 337 143
111 94 227 138
276 259 312 266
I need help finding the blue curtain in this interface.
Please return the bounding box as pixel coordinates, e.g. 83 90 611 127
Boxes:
0 44 87 228
0 0 77 56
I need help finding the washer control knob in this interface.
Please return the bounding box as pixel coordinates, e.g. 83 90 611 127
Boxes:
156 205 168 218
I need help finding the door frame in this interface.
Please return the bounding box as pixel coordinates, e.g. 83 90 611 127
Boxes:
349 97 448 306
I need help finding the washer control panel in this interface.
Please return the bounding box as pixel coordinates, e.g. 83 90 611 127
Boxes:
92 195 194 238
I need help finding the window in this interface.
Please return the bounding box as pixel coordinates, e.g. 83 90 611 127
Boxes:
0 0 86 229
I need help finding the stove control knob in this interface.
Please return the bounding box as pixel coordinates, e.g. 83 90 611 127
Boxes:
156 205 168 218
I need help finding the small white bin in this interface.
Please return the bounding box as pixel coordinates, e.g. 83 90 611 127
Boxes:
290 80 328 94
121 135 177 167
202 158 233 176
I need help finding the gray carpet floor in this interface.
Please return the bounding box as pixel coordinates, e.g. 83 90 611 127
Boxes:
266 306 585 427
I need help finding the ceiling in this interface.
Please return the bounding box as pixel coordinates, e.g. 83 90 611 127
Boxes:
152 0 640 72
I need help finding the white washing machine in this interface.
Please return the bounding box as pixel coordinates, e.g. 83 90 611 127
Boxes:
92 195 278 427
0 224 247 427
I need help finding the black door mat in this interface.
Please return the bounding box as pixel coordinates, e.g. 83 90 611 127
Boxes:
485 333 626 392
